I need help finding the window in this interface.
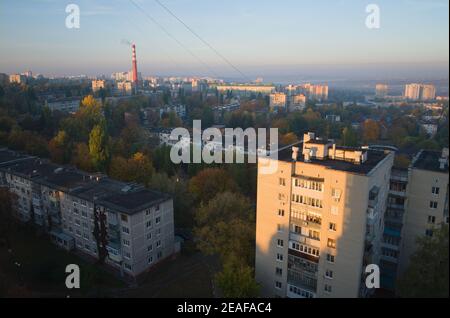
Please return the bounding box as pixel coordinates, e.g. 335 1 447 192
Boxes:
124 263 132 271
83 233 89 240
326 254 335 263
121 214 128 222
122 226 130 234
147 233 152 240
277 224 283 232
329 223 337 231
155 204 160 212
278 193 285 201
156 228 161 236
147 245 153 252
429 201 438 209
123 239 130 246
146 220 152 228
124 252 131 259
276 253 283 262
327 239 336 249
432 187 440 195
278 209 285 217
81 211 88 218
279 178 286 186
147 256 153 264
325 270 334 279
425 229 433 237
275 267 283 276
324 284 332 293
428 215 436 224
75 219 81 226
277 239 284 247
275 281 282 289
155 216 161 224
156 240 161 248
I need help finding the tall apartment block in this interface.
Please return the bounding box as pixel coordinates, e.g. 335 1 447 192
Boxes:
380 149 449 290
0 148 175 277
255 133 394 298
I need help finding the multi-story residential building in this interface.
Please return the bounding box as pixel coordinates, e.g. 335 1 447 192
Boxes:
45 97 81 113
375 84 389 98
270 93 287 111
92 79 106 92
0 149 175 278
255 133 394 298
379 149 449 291
404 84 436 101
214 84 276 97
307 84 329 101
421 84 436 101
116 81 134 96
289 94 307 112
0 73 9 84
398 149 449 274
9 74 27 84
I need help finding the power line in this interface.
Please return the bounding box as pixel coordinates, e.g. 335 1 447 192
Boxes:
154 0 251 81
128 0 220 78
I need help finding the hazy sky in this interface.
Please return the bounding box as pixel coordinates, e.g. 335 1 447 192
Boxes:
0 0 448 81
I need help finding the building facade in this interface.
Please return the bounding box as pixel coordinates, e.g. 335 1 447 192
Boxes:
0 149 175 278
255 133 394 298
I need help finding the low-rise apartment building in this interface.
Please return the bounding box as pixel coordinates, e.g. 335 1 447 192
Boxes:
0 149 175 277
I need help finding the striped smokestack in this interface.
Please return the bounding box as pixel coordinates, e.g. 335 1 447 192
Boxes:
132 43 138 88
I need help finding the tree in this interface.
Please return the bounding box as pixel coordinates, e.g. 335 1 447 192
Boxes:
71 142 95 172
342 126 358 147
48 130 70 163
89 120 110 171
194 192 255 264
280 132 298 146
109 152 154 187
397 225 449 298
189 168 238 204
92 207 109 264
362 119 380 143
216 254 260 298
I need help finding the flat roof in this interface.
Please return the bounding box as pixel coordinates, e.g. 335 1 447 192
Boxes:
412 150 448 173
277 143 390 175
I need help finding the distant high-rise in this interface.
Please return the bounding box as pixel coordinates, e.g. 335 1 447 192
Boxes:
270 92 287 110
375 84 389 98
404 83 436 101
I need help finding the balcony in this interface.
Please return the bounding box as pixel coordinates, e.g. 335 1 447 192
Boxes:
289 233 321 248
389 190 406 197
367 207 377 222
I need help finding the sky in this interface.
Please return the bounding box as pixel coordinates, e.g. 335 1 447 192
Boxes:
0 0 448 81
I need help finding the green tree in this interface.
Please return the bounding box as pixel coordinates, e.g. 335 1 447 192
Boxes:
342 126 358 147
397 225 449 298
189 168 238 204
194 192 255 264
89 120 110 171
216 254 260 298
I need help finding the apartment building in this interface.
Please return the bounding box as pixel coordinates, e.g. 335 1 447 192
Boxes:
45 97 81 113
214 84 275 97
375 84 389 98
289 94 307 112
255 133 394 298
398 149 449 274
92 79 106 92
269 93 287 111
9 74 27 84
0 149 175 277
404 83 436 101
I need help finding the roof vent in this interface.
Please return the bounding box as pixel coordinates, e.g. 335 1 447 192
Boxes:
292 147 299 161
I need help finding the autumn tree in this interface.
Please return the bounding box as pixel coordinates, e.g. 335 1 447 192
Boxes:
71 142 95 172
189 168 238 204
89 120 110 171
48 130 71 163
109 152 154 187
280 132 298 146
362 119 380 143
194 191 255 264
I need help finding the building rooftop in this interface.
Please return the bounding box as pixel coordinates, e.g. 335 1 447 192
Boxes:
1 149 172 215
412 150 449 173
0 149 33 166
277 142 391 175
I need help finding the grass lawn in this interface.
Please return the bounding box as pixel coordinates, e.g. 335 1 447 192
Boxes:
0 224 123 297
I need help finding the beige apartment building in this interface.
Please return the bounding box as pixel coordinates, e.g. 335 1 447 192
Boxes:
255 133 394 298
398 149 449 275
92 79 106 92
269 92 287 110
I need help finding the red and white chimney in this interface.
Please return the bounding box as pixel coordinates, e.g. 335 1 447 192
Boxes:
131 44 138 89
